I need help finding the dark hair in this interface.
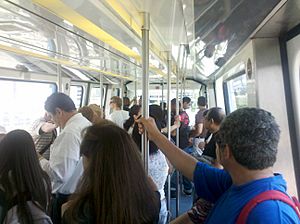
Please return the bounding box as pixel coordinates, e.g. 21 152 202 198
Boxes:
65 121 159 223
0 130 51 224
205 107 225 125
218 107 280 170
124 105 141 131
197 96 207 107
78 106 95 123
182 97 191 104
131 105 163 154
44 92 76 114
123 97 130 106
171 98 181 108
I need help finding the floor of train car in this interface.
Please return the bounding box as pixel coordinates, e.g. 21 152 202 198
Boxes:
170 191 193 220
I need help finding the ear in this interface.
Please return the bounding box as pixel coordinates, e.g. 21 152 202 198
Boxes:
55 108 63 115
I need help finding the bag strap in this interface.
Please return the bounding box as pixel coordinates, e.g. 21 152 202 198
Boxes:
236 190 300 224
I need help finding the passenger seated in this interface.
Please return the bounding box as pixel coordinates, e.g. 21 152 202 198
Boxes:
0 130 52 223
138 107 300 223
61 121 160 224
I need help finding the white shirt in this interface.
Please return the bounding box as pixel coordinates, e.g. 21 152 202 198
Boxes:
109 110 129 128
40 113 91 194
149 150 169 200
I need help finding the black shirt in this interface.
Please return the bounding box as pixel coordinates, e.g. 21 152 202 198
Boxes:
202 132 217 159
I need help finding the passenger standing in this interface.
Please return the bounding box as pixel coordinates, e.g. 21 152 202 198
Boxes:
88 104 103 122
193 96 208 149
61 121 160 224
123 105 141 135
0 130 52 223
38 92 91 224
30 113 57 160
108 96 129 128
123 96 131 111
138 108 300 223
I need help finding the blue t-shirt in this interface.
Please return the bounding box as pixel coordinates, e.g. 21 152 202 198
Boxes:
193 162 300 223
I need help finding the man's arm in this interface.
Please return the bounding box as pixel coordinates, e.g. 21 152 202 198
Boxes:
138 117 197 180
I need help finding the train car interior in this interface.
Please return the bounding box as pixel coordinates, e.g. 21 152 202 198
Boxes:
0 0 300 222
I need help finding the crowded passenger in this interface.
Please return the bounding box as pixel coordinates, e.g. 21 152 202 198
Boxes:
30 113 57 160
0 130 52 223
38 92 91 223
123 96 131 111
88 104 103 121
61 121 160 224
108 96 129 128
78 106 95 123
138 107 300 223
192 96 208 150
123 104 141 135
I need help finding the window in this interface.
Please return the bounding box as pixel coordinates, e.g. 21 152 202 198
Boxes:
0 79 56 132
70 85 83 109
223 73 248 113
89 86 106 106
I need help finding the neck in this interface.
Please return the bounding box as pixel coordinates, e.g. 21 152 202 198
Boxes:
62 111 77 129
229 165 274 186
114 107 121 111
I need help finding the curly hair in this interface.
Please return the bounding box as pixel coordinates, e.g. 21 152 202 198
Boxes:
218 107 280 170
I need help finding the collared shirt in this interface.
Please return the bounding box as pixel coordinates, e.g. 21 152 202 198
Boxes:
40 113 91 194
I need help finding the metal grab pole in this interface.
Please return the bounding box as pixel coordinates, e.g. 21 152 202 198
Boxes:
141 12 150 173
99 73 103 107
166 51 172 221
161 81 164 110
134 69 137 104
175 68 180 217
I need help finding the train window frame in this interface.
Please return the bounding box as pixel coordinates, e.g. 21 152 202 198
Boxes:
0 78 57 132
223 70 247 114
70 84 84 109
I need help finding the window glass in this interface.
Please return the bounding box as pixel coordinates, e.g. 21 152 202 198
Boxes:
0 80 56 132
225 73 248 112
89 86 106 106
70 85 83 109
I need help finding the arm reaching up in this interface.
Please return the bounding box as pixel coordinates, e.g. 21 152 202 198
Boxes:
137 117 197 180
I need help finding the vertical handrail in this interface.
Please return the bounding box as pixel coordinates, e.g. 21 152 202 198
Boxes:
166 51 172 221
99 73 103 107
141 12 150 173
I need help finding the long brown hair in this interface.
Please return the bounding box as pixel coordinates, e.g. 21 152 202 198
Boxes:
0 130 51 224
65 121 159 223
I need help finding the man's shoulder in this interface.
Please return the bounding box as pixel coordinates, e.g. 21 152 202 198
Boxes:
247 200 299 223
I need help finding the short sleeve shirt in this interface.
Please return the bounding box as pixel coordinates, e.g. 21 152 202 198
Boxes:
193 162 299 223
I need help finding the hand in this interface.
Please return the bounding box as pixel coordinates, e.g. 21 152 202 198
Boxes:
174 115 181 128
136 116 161 141
41 122 57 133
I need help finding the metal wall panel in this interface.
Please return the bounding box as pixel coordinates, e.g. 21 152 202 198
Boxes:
253 38 297 196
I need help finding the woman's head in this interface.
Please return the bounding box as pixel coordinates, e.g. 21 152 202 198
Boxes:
66 121 159 223
0 130 51 223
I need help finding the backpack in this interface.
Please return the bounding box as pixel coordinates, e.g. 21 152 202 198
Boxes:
0 190 52 224
236 190 300 224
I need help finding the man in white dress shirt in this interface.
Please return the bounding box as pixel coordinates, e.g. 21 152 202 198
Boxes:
38 92 91 223
108 96 129 128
